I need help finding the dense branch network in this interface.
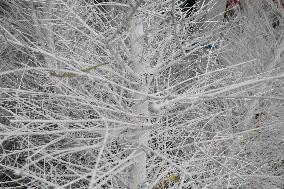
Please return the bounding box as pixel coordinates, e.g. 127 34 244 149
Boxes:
0 0 283 188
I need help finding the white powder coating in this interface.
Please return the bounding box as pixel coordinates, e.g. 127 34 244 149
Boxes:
149 102 162 113
14 169 22 176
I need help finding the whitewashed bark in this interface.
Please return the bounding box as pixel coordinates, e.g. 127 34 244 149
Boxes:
204 0 227 24
31 2 56 68
195 0 227 32
129 18 149 189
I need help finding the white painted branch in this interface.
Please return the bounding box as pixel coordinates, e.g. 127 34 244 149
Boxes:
194 0 227 34
129 16 149 189
204 0 228 25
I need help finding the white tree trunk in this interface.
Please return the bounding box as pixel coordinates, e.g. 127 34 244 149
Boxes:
204 0 228 24
196 0 227 31
31 1 56 68
129 18 149 189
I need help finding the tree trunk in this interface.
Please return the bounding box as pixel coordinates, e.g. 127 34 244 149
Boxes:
129 18 149 189
196 0 227 31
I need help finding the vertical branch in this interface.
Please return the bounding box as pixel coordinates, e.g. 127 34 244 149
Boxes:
171 0 186 59
44 2 56 68
31 1 56 68
129 8 149 189
195 0 227 33
204 0 228 26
